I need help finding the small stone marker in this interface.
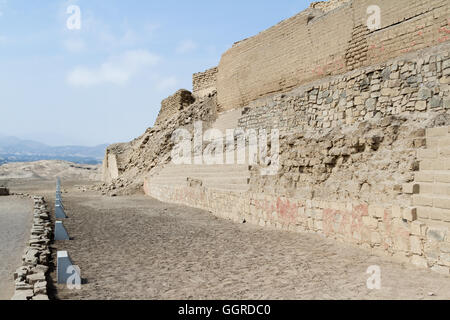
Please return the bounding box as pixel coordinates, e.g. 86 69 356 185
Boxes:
55 221 70 241
55 204 67 219
57 251 79 284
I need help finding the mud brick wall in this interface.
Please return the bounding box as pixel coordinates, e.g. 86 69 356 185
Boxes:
155 89 195 126
217 0 450 111
193 67 218 98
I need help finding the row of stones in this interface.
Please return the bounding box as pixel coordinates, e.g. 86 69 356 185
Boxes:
11 196 51 300
410 126 450 223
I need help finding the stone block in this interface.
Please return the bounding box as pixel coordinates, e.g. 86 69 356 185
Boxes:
427 228 447 242
411 221 426 236
413 195 433 207
415 172 434 183
410 236 423 255
417 149 437 160
427 126 449 137
415 101 427 111
402 184 420 194
26 272 46 285
433 197 450 210
403 207 418 222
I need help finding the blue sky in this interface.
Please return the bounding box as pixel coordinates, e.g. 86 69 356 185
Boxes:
0 0 311 146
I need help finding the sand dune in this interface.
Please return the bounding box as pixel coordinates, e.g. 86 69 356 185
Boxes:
0 160 101 182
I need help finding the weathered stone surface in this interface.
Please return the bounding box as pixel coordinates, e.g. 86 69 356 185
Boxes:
27 272 46 285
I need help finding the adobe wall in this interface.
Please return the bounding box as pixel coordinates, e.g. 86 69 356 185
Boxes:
193 67 218 98
145 43 450 274
155 89 195 126
217 0 450 111
102 142 135 184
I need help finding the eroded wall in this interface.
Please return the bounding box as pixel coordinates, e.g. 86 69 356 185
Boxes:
193 67 218 99
155 89 195 126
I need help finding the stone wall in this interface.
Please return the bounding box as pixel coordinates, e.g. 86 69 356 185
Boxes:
193 67 218 99
155 89 195 126
217 0 450 111
12 196 51 300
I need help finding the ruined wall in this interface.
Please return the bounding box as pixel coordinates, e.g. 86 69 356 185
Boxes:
101 93 219 193
217 0 450 111
155 89 195 126
193 67 218 98
102 142 135 184
145 43 450 274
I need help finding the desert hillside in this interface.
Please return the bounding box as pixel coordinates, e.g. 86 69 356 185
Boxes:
0 160 101 182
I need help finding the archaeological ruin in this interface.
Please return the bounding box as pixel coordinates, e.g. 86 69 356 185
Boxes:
102 0 450 274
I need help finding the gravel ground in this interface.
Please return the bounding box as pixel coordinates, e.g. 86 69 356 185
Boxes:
0 196 32 300
43 185 450 300
4 179 450 300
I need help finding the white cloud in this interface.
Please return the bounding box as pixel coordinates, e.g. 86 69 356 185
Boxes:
176 39 197 54
67 50 160 87
156 76 178 91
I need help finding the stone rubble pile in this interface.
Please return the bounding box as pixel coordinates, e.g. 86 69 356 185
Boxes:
11 196 51 300
100 91 219 196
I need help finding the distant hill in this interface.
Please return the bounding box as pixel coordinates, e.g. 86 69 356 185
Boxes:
0 135 107 165
0 160 101 181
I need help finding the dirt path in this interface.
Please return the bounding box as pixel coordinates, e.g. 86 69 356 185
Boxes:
0 196 32 300
44 187 450 300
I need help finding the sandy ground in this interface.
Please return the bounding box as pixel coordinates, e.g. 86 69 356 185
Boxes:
0 196 32 300
5 179 450 300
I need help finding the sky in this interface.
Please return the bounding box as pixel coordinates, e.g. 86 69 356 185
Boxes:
0 0 311 146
